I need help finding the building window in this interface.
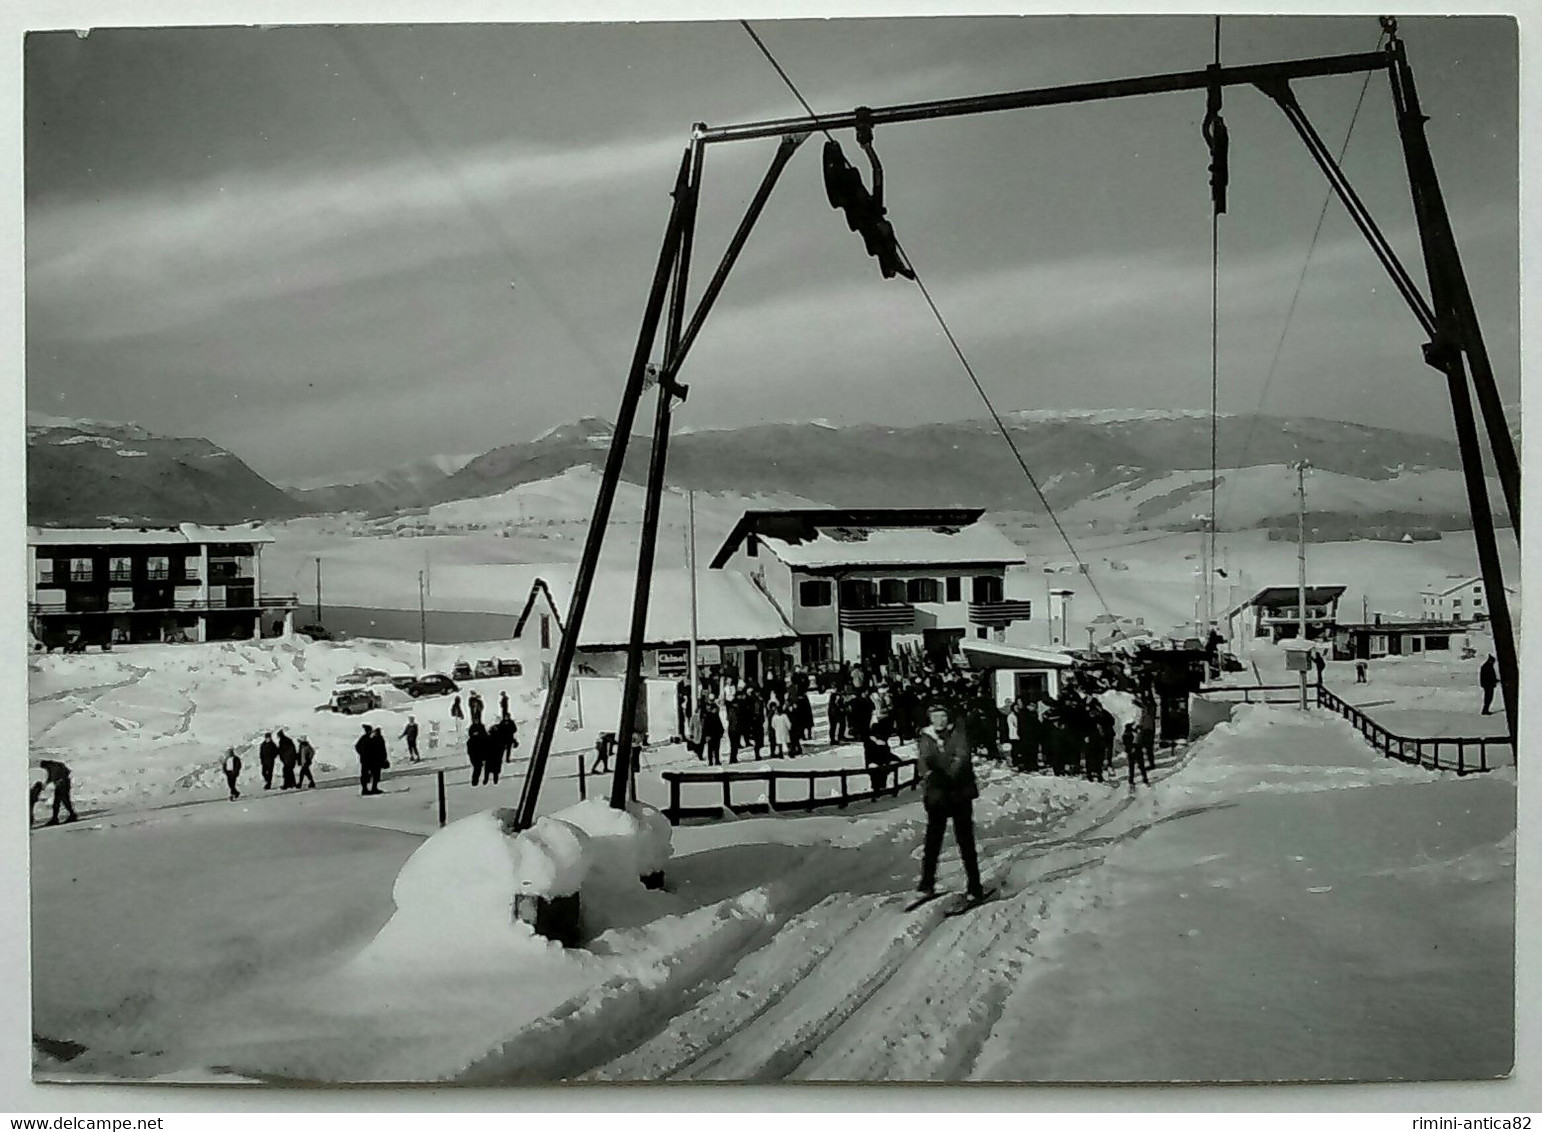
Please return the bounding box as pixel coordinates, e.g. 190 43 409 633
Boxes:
69 558 93 583
905 578 940 603
539 613 551 650
746 535 758 559
146 557 169 581
840 579 875 610
945 576 961 603
36 558 54 585
183 556 202 582
800 635 833 665
972 575 1004 603
878 578 906 605
1453 599 1462 608
799 580 832 608
109 556 133 583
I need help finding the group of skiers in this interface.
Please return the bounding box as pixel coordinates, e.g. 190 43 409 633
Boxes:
460 689 519 786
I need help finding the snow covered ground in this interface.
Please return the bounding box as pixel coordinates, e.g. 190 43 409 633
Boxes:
27 635 1514 1085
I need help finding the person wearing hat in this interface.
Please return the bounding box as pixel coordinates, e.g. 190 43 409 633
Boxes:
295 735 317 788
915 700 984 901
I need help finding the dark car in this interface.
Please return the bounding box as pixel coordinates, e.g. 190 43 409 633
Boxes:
331 688 382 715
411 673 459 698
497 658 524 677
297 623 333 641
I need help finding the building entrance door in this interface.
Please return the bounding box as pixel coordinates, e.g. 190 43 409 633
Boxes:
859 630 892 667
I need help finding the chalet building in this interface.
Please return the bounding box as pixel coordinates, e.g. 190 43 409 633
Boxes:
26 524 297 649
1224 584 1347 648
958 639 1073 705
1332 617 1470 661
1419 575 1513 624
709 508 1031 667
513 567 797 686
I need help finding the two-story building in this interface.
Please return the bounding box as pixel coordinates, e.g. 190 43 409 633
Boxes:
709 507 1031 667
1420 574 1513 624
1223 584 1347 648
26 524 297 649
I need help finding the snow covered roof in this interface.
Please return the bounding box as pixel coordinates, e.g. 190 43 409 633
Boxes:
1420 576 1482 597
1227 585 1347 616
27 523 275 547
515 567 795 650
958 640 1076 670
709 508 1023 572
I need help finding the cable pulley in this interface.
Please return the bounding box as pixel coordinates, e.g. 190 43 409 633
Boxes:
1202 64 1230 215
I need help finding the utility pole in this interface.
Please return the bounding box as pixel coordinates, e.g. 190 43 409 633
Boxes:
314 557 322 625
418 570 427 671
1297 460 1310 710
687 489 699 715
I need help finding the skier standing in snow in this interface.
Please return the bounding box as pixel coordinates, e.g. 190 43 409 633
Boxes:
30 759 78 826
1480 655 1498 715
1122 722 1149 786
276 728 298 790
258 731 279 790
296 736 317 789
222 747 243 800
468 690 485 727
915 702 984 902
402 716 420 762
499 690 510 723
1355 660 1369 684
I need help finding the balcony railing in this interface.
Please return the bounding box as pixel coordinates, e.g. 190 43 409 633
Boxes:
838 604 916 631
968 599 1035 626
30 593 299 616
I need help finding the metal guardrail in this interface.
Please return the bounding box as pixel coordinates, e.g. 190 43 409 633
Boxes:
661 757 921 825
1315 685 1508 775
1198 681 1509 775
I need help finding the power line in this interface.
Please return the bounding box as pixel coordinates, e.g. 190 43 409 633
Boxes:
1217 32 1385 530
738 21 1115 620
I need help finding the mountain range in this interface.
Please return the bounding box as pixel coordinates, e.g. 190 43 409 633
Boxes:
23 409 1510 535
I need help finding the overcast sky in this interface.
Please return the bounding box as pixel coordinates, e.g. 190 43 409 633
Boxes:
24 15 1518 484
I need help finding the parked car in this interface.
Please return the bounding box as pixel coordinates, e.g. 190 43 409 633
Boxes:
329 688 382 715
473 659 499 680
497 658 524 677
410 673 459 698
297 623 333 641
451 661 473 682
389 675 418 691
1218 652 1245 673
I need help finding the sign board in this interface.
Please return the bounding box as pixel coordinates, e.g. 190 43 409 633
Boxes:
695 644 722 667
656 648 688 678
1284 650 1312 672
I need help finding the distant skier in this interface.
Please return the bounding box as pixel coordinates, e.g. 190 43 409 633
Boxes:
30 759 78 826
296 736 317 789
1312 650 1326 684
450 695 464 734
276 728 298 789
1480 655 1498 715
592 731 614 776
503 714 519 763
468 690 485 727
499 690 511 723
1355 660 1369 684
1122 723 1148 787
222 747 243 800
258 732 279 790
915 702 984 902
402 716 420 762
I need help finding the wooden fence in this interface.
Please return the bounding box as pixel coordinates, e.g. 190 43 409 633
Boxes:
1315 685 1509 775
662 758 921 825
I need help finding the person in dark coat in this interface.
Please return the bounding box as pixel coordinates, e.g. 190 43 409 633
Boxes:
1122 722 1149 786
502 715 519 764
296 736 317 789
1137 692 1158 771
355 724 380 796
402 716 420 762
675 678 691 741
468 721 489 785
725 696 742 765
915 702 984 900
30 759 78 826
276 729 298 790
1013 700 1040 772
468 690 484 727
499 691 511 722
791 690 813 753
258 732 279 790
1311 650 1326 684
847 688 873 743
863 713 899 791
1480 655 1498 715
829 689 846 744
701 697 724 767
222 747 243 800
743 684 764 759
484 721 508 784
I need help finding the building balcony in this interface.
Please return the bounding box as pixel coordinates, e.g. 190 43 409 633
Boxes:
838 604 916 631
968 599 1035 626
30 593 298 616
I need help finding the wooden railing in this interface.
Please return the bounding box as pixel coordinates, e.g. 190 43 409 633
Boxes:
1196 682 1305 705
1315 685 1508 775
661 757 921 825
